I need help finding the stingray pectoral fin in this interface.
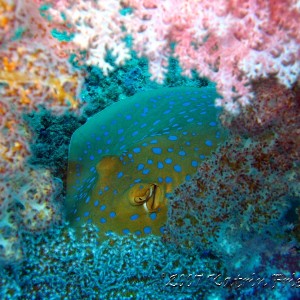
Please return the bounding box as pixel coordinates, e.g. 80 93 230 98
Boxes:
128 183 165 212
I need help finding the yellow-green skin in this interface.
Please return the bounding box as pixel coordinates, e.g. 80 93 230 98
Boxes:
66 86 226 240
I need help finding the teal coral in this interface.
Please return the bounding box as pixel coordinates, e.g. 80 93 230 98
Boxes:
23 109 84 181
6 225 224 299
51 29 74 42
0 168 63 265
1 224 299 299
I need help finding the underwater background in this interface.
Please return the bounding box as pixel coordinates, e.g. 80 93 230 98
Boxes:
0 1 299 299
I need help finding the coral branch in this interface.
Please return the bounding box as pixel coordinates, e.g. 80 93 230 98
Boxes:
124 0 300 112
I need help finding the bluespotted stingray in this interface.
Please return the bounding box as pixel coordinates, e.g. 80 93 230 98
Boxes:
66 86 226 240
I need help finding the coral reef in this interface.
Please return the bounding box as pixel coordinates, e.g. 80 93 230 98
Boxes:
1 224 299 299
0 0 210 269
36 0 300 112
0 0 18 44
0 40 84 178
0 225 226 299
0 1 84 264
0 1 299 299
23 110 84 180
45 0 131 73
0 168 63 265
166 78 300 266
122 0 300 112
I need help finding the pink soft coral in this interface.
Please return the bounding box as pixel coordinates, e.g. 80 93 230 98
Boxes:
124 0 300 113
11 0 300 113
42 0 300 113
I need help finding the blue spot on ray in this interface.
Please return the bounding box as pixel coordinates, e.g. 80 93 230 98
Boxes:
165 176 173 183
130 214 139 221
165 158 172 164
144 226 152 234
152 147 162 155
191 160 198 167
142 169 150 175
174 164 182 172
205 140 213 147
168 135 178 141
137 164 144 171
109 211 116 218
133 147 141 153
157 162 164 169
150 213 157 220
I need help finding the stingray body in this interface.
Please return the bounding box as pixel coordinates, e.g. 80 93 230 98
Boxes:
66 86 226 239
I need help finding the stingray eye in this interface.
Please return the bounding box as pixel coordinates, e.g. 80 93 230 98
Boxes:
132 194 148 205
129 183 161 212
130 185 152 205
